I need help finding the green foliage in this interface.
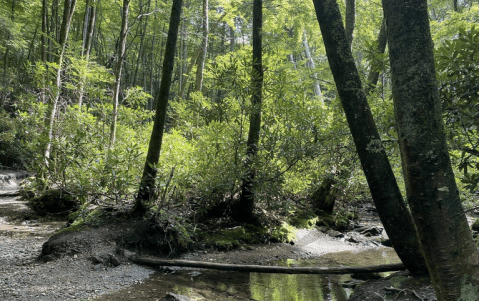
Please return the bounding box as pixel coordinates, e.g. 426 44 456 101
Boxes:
436 25 479 197
270 222 297 243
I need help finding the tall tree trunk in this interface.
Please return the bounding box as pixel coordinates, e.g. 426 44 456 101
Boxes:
311 0 427 276
132 0 152 87
235 0 263 223
110 0 131 146
178 47 201 99
44 0 77 160
178 21 188 96
133 0 183 214
78 0 97 109
229 22 235 52
364 18 387 95
195 0 208 92
81 0 92 54
383 0 479 298
3 0 15 78
40 0 48 104
345 0 355 49
302 32 323 104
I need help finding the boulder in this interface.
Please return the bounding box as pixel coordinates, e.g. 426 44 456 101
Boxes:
160 293 191 301
326 230 344 238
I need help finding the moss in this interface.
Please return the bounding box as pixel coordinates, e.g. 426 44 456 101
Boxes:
460 276 479 300
289 211 319 229
270 222 297 243
390 276 409 288
28 189 77 217
199 226 256 250
58 209 103 234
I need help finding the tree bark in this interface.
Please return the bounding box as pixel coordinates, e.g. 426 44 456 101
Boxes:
3 0 15 78
345 0 355 49
131 0 152 88
382 0 479 298
364 18 387 95
130 257 406 274
78 0 97 109
235 0 263 223
133 0 183 214
44 0 77 160
41 0 48 103
110 0 131 146
311 0 428 276
303 32 323 104
195 0 208 92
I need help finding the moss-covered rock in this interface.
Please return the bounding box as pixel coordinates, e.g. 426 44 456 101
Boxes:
28 189 78 217
199 226 257 250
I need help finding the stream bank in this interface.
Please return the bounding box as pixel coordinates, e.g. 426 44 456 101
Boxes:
0 170 438 300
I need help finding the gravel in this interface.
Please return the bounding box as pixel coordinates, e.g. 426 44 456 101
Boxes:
0 235 155 301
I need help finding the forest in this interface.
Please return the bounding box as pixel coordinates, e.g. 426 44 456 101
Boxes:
1 0 479 299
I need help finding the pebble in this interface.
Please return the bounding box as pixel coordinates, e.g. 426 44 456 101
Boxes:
0 235 154 301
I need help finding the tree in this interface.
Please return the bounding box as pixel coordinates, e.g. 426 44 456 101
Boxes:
344 0 355 49
383 0 479 298
311 0 428 275
78 0 97 109
44 0 77 160
133 0 183 214
234 0 263 223
110 0 131 145
364 18 387 95
195 0 208 92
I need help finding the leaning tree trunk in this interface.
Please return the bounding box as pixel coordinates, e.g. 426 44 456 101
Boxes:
195 0 208 92
44 0 77 160
235 0 263 223
383 0 479 298
311 0 427 276
133 0 183 214
364 18 387 95
110 0 130 146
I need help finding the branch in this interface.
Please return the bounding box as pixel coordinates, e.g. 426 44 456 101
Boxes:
129 256 406 274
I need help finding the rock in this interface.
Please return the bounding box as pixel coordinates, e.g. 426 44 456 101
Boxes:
357 226 383 236
347 233 362 243
117 248 136 259
381 238 392 247
341 279 365 289
42 255 55 263
160 293 191 301
317 226 330 233
352 272 382 280
110 256 121 266
92 264 103 271
326 230 344 238
91 256 102 264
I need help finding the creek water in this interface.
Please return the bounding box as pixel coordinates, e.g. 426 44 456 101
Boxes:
0 195 66 237
96 248 401 301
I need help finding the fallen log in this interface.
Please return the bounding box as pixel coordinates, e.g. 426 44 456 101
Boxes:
129 256 406 275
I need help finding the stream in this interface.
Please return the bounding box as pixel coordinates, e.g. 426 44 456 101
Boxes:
0 170 404 301
95 248 401 301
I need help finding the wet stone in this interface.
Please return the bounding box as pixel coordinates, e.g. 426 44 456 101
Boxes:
160 292 192 301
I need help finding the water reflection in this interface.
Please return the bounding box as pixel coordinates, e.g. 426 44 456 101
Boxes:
250 271 348 301
95 248 400 301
